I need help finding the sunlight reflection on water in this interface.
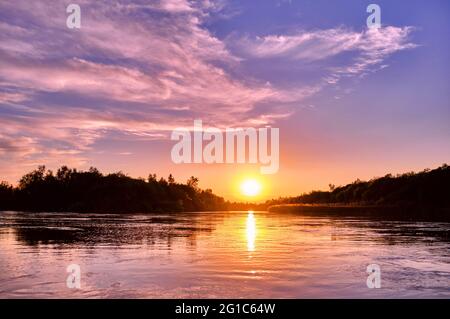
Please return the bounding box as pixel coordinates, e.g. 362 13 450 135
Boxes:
246 211 256 252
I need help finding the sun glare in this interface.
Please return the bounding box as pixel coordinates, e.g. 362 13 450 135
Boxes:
241 179 262 197
246 211 256 252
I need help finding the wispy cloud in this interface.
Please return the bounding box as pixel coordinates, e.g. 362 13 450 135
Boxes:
233 26 415 60
0 0 417 182
0 0 278 124
231 26 416 83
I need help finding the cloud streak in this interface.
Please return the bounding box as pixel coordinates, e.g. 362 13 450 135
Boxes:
233 26 415 61
231 26 416 84
0 0 417 182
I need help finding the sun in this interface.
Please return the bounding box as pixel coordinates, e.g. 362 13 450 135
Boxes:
240 179 262 197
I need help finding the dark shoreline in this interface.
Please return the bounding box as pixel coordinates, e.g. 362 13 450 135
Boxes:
2 164 449 220
268 204 450 222
2 205 450 222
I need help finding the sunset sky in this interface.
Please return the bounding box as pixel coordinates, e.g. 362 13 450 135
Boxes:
1 0 449 201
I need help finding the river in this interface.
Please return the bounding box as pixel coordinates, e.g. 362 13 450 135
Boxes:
0 211 449 298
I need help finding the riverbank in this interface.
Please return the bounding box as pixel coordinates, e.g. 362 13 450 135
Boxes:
268 204 450 221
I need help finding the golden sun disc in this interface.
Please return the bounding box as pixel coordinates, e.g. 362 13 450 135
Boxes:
240 179 262 197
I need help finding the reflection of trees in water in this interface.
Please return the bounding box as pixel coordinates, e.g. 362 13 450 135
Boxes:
328 218 450 244
365 223 450 244
14 227 80 246
10 212 450 251
12 213 224 249
273 210 450 244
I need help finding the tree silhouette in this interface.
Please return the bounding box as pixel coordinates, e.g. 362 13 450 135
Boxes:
0 166 226 213
0 164 449 216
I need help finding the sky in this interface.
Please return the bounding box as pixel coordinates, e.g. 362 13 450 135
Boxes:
0 0 449 201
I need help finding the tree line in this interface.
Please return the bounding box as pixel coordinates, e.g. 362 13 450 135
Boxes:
1 164 449 213
259 164 450 209
0 166 226 212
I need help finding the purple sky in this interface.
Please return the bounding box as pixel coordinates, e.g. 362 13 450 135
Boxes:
1 0 449 200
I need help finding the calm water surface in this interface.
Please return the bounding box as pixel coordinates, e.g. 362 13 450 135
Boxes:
0 211 449 298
